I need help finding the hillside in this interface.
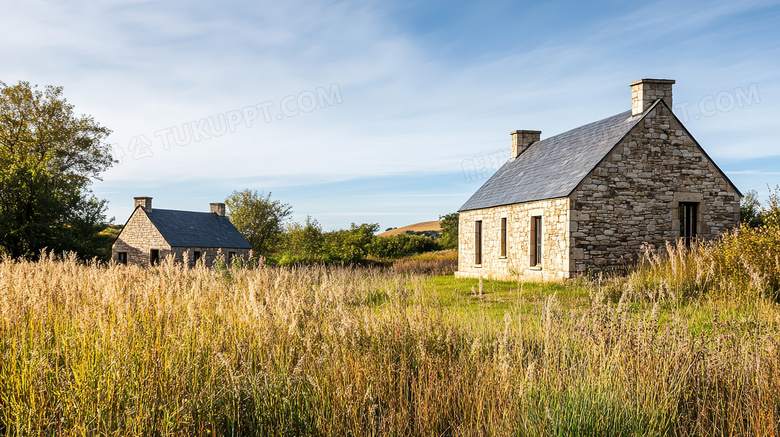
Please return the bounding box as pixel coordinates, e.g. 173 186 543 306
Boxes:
379 220 441 236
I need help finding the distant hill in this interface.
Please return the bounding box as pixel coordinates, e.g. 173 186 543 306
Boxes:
379 220 441 237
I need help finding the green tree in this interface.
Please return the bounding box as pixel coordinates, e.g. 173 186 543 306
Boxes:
0 81 113 259
225 189 292 256
439 212 459 249
322 223 379 263
740 189 764 228
280 216 324 263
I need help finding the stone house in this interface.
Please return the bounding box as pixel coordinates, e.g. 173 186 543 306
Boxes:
456 79 741 280
112 197 252 267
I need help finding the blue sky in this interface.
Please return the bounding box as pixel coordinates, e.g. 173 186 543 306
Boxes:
2 0 779 230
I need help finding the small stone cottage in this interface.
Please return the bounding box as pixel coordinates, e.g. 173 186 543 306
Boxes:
112 197 252 267
457 79 741 280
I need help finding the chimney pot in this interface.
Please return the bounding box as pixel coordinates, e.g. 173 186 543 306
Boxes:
134 197 152 211
210 203 226 217
630 78 675 116
511 130 542 159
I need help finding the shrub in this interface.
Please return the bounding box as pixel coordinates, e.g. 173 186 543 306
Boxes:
367 234 440 259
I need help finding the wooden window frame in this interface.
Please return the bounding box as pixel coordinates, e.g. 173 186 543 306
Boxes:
679 202 698 247
530 216 542 267
499 217 507 258
474 220 482 266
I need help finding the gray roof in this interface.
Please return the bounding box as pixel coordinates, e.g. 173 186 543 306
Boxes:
145 208 252 249
459 108 642 212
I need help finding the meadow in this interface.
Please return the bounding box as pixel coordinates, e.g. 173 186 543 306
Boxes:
1 227 779 436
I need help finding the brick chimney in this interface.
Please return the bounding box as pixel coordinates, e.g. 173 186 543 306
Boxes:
511 130 541 159
210 203 226 217
134 197 152 211
630 79 675 116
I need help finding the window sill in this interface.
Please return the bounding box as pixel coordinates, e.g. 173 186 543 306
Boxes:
498 256 507 260
529 266 542 271
474 264 482 268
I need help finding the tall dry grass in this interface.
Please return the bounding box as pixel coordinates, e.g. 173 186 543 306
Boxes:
391 249 458 276
622 226 780 302
0 239 778 435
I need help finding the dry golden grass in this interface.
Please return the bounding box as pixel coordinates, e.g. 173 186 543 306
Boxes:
0 227 779 436
391 249 458 276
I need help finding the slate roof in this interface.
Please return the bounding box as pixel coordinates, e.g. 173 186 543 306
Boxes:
459 108 644 212
144 208 252 249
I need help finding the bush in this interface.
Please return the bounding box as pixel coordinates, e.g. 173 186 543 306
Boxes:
367 234 440 259
276 221 380 266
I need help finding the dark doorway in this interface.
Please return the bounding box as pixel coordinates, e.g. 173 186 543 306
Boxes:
150 249 160 266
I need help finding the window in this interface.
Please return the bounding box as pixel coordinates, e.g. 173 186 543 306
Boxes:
474 220 482 265
530 216 542 267
193 251 201 263
150 249 160 266
117 252 127 265
228 251 236 263
679 202 698 246
499 217 507 258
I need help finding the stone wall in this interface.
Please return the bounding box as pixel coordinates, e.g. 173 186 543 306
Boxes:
569 102 741 274
456 197 570 281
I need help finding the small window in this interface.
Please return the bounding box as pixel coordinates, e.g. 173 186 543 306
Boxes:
228 251 236 262
193 251 201 262
679 202 698 246
530 216 542 267
500 217 507 258
117 252 127 265
474 220 482 265
150 249 160 266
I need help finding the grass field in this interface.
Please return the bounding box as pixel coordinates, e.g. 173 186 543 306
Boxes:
1 228 779 436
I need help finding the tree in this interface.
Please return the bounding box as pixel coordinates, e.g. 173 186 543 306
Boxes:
225 189 292 256
741 189 764 228
439 212 459 249
280 216 324 263
0 81 114 259
740 186 780 229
